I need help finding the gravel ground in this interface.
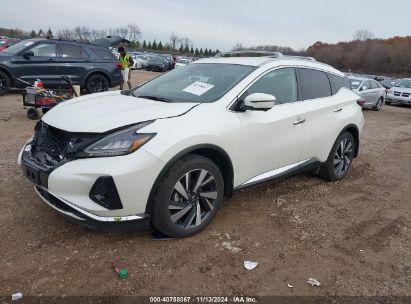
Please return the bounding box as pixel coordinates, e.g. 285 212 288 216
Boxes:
0 70 410 297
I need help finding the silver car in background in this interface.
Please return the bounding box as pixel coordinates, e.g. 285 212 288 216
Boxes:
385 78 411 105
349 76 386 111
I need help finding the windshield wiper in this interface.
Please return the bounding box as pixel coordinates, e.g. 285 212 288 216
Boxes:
135 95 174 103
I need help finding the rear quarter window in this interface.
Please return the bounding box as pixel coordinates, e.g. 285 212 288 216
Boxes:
328 73 345 94
92 48 117 60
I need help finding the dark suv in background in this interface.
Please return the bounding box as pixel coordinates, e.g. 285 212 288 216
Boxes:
0 38 121 95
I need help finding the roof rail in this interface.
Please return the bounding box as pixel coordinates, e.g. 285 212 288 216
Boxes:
215 50 283 58
281 55 316 61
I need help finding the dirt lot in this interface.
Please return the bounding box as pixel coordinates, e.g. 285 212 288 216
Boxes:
0 70 410 298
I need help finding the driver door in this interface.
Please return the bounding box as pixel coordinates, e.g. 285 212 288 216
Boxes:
13 42 60 85
235 67 307 186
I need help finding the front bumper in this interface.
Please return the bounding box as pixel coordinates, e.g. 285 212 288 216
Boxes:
19 141 165 227
386 94 411 104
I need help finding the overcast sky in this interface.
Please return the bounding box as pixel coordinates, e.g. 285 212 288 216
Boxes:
1 0 410 50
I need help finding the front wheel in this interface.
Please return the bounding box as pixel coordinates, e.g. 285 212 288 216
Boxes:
319 132 355 181
0 70 10 96
152 155 224 238
85 74 109 94
372 97 383 111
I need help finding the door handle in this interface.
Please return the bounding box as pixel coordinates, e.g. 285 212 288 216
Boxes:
333 107 343 112
293 118 306 125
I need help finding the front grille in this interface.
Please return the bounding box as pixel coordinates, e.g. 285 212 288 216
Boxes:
402 92 410 97
30 122 101 168
394 91 401 96
31 122 71 165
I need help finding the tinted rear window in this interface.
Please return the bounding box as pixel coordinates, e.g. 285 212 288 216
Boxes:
93 48 117 60
60 44 88 59
300 68 332 100
328 73 345 94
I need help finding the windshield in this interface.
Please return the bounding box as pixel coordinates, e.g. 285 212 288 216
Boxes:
394 79 411 88
0 40 34 55
177 59 189 64
133 63 256 103
349 79 362 90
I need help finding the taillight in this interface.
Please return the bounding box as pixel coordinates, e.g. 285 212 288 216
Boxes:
357 98 365 107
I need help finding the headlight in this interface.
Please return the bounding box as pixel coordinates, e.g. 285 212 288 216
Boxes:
81 121 155 157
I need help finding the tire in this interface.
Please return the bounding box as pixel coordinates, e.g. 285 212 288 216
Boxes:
85 74 109 94
152 155 224 238
0 70 10 96
319 132 355 181
27 108 39 120
372 97 383 111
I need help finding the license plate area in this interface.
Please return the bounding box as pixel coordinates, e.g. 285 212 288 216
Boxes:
24 163 41 184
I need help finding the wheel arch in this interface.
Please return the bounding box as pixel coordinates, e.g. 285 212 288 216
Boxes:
82 69 111 87
340 124 360 158
0 65 14 86
146 144 234 215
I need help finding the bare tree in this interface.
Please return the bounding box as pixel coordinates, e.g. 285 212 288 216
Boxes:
353 29 374 41
74 26 83 40
182 37 192 49
58 29 74 40
127 23 141 43
232 42 244 51
99 29 107 38
90 29 99 41
169 32 181 50
117 26 129 39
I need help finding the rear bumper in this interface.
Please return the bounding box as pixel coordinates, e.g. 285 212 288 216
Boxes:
35 186 150 231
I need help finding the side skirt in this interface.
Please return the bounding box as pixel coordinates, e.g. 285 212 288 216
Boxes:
234 159 323 191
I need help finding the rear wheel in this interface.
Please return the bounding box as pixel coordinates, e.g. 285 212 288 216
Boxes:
0 70 10 96
152 155 224 238
372 97 383 111
319 132 355 181
85 74 109 94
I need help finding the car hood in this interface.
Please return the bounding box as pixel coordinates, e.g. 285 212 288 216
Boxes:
42 91 199 133
392 87 411 93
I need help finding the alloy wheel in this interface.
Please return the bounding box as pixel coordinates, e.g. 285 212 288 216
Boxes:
333 138 354 176
168 169 218 229
90 78 105 92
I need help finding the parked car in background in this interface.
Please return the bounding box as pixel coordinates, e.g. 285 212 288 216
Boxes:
0 38 121 95
145 56 169 72
0 38 21 51
386 78 411 105
19 55 364 237
160 54 175 70
175 58 191 68
349 76 385 111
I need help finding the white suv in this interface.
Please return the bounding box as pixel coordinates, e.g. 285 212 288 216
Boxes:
19 55 364 237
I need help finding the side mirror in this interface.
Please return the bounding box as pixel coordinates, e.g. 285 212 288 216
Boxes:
243 93 276 111
23 51 34 59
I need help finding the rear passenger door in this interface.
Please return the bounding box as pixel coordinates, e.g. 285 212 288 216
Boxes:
297 68 350 164
57 44 90 85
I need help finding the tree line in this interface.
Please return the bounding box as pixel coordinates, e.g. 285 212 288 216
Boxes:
0 26 219 57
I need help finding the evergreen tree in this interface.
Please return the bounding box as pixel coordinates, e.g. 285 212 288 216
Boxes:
179 43 184 53
38 29 44 38
47 27 53 38
184 45 190 53
148 41 152 49
195 48 200 56
204 48 209 57
152 40 157 49
142 40 147 49
30 30 37 38
158 41 163 50
190 47 194 54
215 49 220 55
199 48 204 56
135 41 141 49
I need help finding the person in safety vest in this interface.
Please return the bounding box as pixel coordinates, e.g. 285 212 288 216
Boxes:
118 46 134 90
